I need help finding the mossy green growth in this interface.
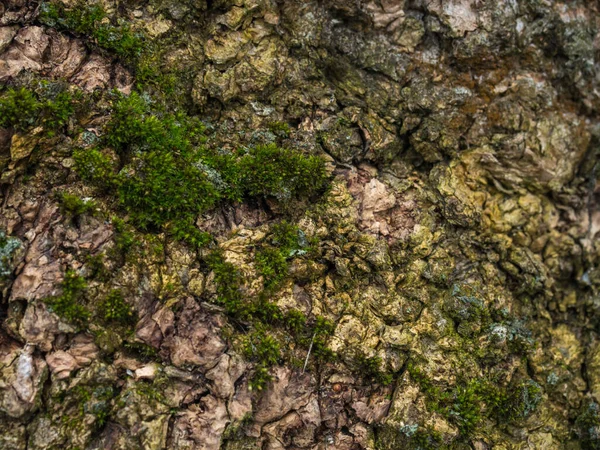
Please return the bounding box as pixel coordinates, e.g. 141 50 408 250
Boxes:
123 341 159 362
575 401 600 448
256 221 312 289
39 1 145 59
267 121 291 137
283 309 307 334
59 193 97 218
255 248 288 290
238 144 328 201
375 423 445 450
85 253 109 281
206 251 249 317
74 92 328 249
408 361 543 437
243 327 281 391
99 289 135 324
45 269 90 328
72 148 117 189
0 85 78 133
355 354 394 386
0 87 40 130
111 217 135 255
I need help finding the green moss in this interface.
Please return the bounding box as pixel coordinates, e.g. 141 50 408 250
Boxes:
575 401 600 448
284 310 307 334
123 341 159 362
45 269 90 328
59 193 96 218
309 316 336 363
208 242 336 387
256 221 312 290
111 217 135 255
375 423 445 450
85 253 109 281
408 361 543 438
39 1 145 59
267 121 291 137
0 85 79 133
239 144 328 201
256 247 288 290
41 89 79 133
99 289 135 324
206 251 249 317
73 148 117 189
355 354 394 386
134 379 166 404
0 87 40 130
243 327 281 391
73 92 328 249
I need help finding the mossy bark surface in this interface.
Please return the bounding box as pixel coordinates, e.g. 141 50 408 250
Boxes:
0 0 600 449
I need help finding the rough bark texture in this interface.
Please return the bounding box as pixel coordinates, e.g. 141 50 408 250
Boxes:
0 0 599 449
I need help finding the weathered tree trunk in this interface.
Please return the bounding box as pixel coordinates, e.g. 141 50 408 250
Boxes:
0 0 599 448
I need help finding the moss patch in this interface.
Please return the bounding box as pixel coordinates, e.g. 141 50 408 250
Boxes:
45 269 90 328
74 92 328 249
39 1 145 60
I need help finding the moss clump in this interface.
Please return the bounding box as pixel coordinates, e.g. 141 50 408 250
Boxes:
267 121 291 137
74 93 328 249
206 251 248 317
59 193 97 218
99 289 135 324
256 221 312 289
72 148 117 189
575 401 600 448
408 361 543 437
123 341 159 362
238 144 328 201
255 248 288 290
0 87 40 130
45 269 90 327
85 253 109 281
0 85 79 133
74 93 214 247
39 1 145 59
355 354 394 386
284 309 307 334
111 217 135 255
243 327 281 391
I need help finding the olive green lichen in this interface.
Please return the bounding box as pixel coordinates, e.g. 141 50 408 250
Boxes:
0 231 20 278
